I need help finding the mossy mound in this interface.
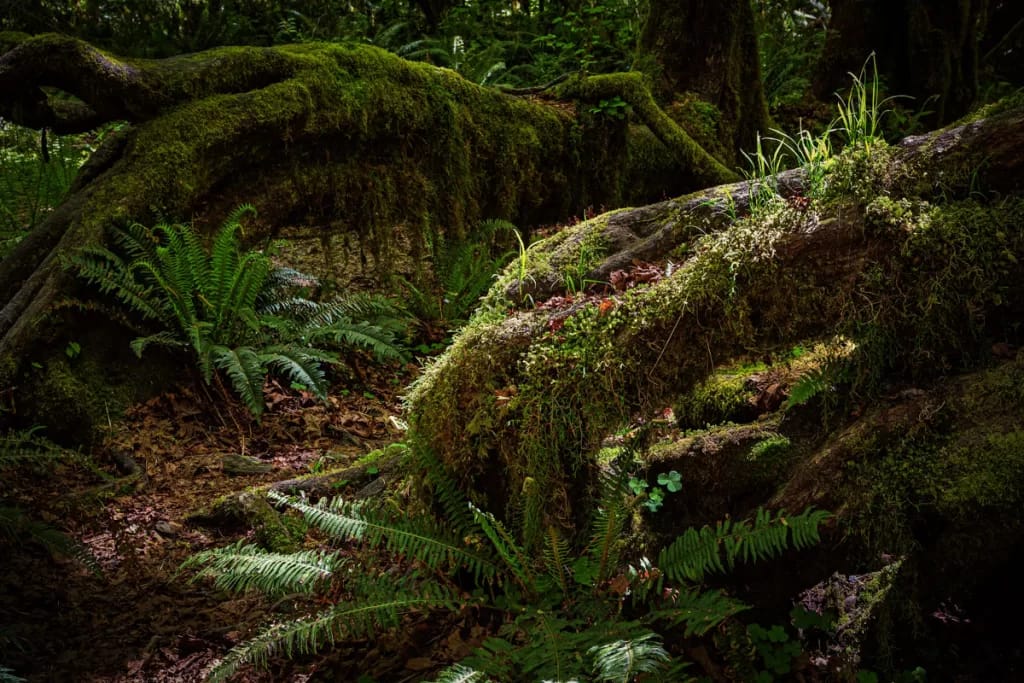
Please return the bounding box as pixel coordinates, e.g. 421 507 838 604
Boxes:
406 112 1024 551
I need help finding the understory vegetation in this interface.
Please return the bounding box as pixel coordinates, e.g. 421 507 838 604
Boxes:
70 205 408 418
2 0 1024 681
185 451 828 682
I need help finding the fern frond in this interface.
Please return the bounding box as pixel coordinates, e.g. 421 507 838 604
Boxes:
643 587 747 637
269 492 500 583
307 318 407 362
657 507 830 583
109 221 160 268
471 504 533 589
256 267 320 311
68 247 168 323
208 227 241 321
0 428 65 469
207 578 456 683
589 632 669 683
257 295 323 322
408 447 477 540
0 665 25 683
426 664 491 683
786 366 830 408
210 345 266 416
217 251 271 339
542 525 571 595
182 540 338 597
259 345 333 400
588 465 631 585
129 331 187 357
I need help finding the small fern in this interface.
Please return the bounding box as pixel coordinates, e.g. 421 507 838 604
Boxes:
643 586 748 637
0 430 99 574
0 427 63 469
426 664 491 683
0 665 25 683
268 491 500 584
0 506 100 574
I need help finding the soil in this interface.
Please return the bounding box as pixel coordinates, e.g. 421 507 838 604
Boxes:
0 361 429 682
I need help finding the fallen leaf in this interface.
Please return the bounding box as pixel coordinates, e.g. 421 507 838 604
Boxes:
405 657 434 671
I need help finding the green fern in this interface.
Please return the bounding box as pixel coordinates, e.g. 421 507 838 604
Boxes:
182 541 338 597
72 205 408 417
0 427 63 469
542 525 572 594
470 503 534 589
268 491 500 584
0 430 99 574
643 586 748 637
426 664 491 683
0 665 25 683
408 446 478 541
191 460 830 681
0 506 100 574
587 464 632 585
207 578 457 683
589 632 669 683
657 507 830 583
398 219 517 335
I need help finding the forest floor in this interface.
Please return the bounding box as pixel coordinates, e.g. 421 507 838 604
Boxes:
1 360 437 682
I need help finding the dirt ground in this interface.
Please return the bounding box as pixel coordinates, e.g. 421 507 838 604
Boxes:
1 362 432 682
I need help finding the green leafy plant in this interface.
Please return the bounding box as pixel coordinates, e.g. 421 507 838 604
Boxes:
0 665 25 683
186 450 829 681
630 470 682 512
588 96 631 119
835 54 904 154
0 120 90 260
397 219 518 343
71 205 406 417
742 132 788 216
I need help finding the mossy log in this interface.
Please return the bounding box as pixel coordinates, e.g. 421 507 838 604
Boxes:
406 106 1024 544
0 33 733 428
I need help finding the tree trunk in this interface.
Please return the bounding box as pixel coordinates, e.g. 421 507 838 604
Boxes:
0 34 735 432
634 0 771 165
406 106 1024 546
816 0 989 124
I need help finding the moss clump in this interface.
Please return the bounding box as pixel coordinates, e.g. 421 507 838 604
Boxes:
193 490 304 553
673 365 762 429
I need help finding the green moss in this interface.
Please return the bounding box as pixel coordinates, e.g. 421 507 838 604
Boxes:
843 360 1024 576
556 72 739 188
407 107 1024 546
666 93 729 164
673 366 760 429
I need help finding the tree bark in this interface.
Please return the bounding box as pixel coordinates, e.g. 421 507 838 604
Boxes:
816 0 989 124
634 0 771 165
406 106 1024 543
0 35 734 409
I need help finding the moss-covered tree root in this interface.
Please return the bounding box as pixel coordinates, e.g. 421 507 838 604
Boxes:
406 106 1024 545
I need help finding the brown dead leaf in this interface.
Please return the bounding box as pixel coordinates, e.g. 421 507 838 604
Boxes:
405 657 434 671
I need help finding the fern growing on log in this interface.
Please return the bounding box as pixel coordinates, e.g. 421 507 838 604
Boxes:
70 205 408 417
